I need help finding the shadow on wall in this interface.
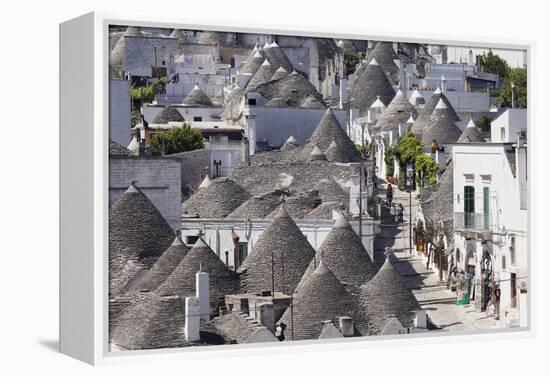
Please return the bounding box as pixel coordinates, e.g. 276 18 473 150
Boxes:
38 339 59 353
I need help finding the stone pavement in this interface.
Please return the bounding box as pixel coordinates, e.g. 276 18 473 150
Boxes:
374 180 498 332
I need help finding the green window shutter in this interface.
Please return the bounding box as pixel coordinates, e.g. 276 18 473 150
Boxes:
483 187 490 230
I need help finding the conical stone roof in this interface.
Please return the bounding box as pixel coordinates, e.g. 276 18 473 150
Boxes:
181 178 251 218
109 184 175 295
246 60 275 91
421 99 462 146
237 206 316 295
156 238 236 309
357 256 419 334
262 43 294 72
255 71 323 107
239 50 264 76
298 214 376 290
226 191 283 219
302 108 361 161
270 66 289 81
110 293 190 350
182 84 213 107
299 95 326 109
376 90 418 131
457 119 485 143
279 262 355 340
367 41 400 84
410 88 454 138
308 145 328 162
280 135 299 151
349 58 396 116
152 106 184 124
134 237 190 292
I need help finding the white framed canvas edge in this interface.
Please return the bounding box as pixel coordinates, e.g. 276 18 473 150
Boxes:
59 11 536 366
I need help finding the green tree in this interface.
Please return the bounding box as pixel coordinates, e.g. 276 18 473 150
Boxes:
130 84 155 109
384 144 396 177
344 52 366 76
415 153 439 188
474 115 492 138
150 124 204 156
477 50 509 79
396 132 424 167
498 67 527 108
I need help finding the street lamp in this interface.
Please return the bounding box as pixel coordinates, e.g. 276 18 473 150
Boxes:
406 164 414 256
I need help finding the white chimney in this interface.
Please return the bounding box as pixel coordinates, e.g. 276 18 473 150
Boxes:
339 316 354 337
414 310 427 329
185 297 201 342
196 270 210 321
258 303 275 332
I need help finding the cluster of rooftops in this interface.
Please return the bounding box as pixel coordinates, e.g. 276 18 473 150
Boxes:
109 182 424 350
182 107 362 220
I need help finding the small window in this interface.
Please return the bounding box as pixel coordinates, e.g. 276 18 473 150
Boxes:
186 235 199 245
162 60 166 66
501 127 506 141
502 255 506 270
510 236 516 265
237 242 248 268
193 116 202 122
248 98 256 106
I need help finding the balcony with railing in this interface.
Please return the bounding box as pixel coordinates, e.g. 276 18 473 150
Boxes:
454 212 493 232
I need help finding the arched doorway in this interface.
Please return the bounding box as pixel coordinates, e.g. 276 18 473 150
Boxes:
464 244 476 300
480 249 494 312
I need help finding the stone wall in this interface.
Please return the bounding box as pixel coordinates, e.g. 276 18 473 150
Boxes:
123 36 180 77
109 157 181 229
163 149 211 198
109 79 131 147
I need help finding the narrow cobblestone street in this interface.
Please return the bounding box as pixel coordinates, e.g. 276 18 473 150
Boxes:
373 180 498 332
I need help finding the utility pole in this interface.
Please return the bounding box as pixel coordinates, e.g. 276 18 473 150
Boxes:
406 164 414 256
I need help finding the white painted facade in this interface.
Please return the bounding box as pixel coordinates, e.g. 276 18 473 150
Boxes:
243 106 351 152
180 217 376 271
451 141 528 327
490 108 527 143
109 79 132 147
143 104 222 124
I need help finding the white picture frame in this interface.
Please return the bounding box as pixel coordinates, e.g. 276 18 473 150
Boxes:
59 11 535 365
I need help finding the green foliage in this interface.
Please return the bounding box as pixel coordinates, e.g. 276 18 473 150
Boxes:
384 144 396 177
130 85 155 109
150 124 204 156
477 50 509 79
131 109 141 127
415 153 439 188
474 115 493 138
396 132 424 166
498 67 527 108
129 77 168 110
344 52 366 76
477 50 527 108
355 143 369 156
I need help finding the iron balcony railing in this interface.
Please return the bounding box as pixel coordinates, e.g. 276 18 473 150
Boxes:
454 212 493 232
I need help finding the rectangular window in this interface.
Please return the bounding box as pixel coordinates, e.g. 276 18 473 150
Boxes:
193 116 202 122
501 127 506 141
237 242 248 268
483 187 490 230
510 236 516 265
248 98 256 106
502 255 506 270
464 185 475 228
186 235 199 245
